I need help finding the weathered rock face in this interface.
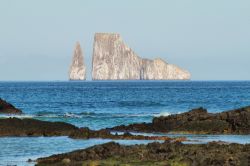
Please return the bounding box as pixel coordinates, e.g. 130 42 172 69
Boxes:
69 42 86 80
0 98 22 114
110 106 250 134
92 33 190 80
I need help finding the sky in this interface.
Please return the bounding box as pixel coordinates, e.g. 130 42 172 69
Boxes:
0 0 249 81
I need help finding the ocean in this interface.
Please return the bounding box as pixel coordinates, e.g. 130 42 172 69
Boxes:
0 81 250 165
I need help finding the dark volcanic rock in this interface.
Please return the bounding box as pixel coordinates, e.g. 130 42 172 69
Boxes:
69 127 186 141
110 106 250 134
0 98 22 114
0 118 182 141
0 118 78 137
36 141 250 166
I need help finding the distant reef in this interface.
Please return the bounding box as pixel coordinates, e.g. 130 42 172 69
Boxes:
69 42 86 80
92 33 190 80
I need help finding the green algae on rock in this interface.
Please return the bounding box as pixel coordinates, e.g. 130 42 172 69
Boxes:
36 141 250 166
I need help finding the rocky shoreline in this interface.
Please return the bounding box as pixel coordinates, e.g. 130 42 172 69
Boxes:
36 141 250 166
2 98 249 136
1 99 250 166
109 106 250 134
0 118 185 142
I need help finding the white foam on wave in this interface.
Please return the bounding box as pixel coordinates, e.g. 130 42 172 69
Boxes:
63 112 82 118
154 111 183 117
0 112 165 119
153 112 171 117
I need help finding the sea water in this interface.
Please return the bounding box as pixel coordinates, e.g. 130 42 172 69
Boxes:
0 81 250 165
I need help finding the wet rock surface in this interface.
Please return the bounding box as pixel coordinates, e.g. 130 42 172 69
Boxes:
36 141 250 166
0 98 22 114
110 106 250 134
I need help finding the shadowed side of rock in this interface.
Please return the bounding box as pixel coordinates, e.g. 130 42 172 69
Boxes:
110 106 250 134
36 141 250 166
0 98 22 114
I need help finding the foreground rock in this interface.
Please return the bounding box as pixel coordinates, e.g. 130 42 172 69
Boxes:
36 141 250 166
92 33 190 80
0 118 182 141
0 98 22 114
69 42 86 80
110 106 250 134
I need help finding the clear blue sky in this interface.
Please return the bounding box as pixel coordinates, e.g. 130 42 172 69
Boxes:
0 0 249 80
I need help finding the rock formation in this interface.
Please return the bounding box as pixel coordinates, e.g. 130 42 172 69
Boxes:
0 118 78 137
69 42 86 80
0 98 22 114
92 33 190 80
0 118 183 142
110 106 250 134
36 141 250 166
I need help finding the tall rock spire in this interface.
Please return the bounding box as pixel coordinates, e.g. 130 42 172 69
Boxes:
92 33 190 80
69 42 86 80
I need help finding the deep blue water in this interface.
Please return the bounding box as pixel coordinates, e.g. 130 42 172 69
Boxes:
0 81 250 165
1 81 250 129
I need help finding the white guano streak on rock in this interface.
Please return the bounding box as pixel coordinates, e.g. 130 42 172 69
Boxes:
92 33 191 80
69 42 86 80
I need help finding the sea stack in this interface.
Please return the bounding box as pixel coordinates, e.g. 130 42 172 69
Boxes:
69 42 86 80
92 33 190 80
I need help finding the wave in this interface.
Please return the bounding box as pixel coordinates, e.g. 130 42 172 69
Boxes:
153 112 171 117
0 110 182 119
153 111 182 117
0 112 157 119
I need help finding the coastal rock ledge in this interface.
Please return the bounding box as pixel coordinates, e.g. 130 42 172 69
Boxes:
110 106 250 134
92 33 191 80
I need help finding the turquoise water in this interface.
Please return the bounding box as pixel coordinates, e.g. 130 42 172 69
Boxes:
0 81 250 165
